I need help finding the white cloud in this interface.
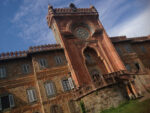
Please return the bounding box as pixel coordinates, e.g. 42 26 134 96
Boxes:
12 0 150 46
108 5 150 37
12 0 56 45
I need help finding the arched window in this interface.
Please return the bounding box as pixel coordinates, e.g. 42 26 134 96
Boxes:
50 105 63 113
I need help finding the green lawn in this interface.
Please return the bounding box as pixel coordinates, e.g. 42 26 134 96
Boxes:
101 99 150 113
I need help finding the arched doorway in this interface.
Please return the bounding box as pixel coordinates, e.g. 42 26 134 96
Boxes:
83 47 106 86
50 105 63 113
68 100 77 113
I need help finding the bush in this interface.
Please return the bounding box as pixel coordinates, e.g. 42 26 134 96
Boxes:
80 100 86 113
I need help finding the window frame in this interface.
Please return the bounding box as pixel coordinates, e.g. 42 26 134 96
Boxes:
61 77 72 92
124 45 133 53
115 47 122 55
125 64 131 72
54 56 63 65
22 64 30 74
44 81 56 98
26 88 37 103
0 67 6 78
140 46 146 52
0 94 15 111
38 58 48 69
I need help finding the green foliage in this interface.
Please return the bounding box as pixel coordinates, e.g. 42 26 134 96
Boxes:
100 99 150 113
80 100 86 113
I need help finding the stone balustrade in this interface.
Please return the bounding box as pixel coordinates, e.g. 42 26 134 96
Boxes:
74 70 127 100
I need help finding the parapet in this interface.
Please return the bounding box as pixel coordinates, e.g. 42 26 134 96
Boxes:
0 44 62 61
0 51 27 60
29 44 61 53
47 3 98 27
110 36 127 42
110 35 150 43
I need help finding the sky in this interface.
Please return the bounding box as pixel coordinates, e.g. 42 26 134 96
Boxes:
0 0 150 53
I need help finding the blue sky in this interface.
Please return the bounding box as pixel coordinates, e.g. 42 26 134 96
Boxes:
0 0 150 53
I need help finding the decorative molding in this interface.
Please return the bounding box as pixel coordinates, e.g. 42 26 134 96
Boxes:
43 91 74 105
0 75 35 89
12 103 41 113
74 40 97 46
36 66 69 80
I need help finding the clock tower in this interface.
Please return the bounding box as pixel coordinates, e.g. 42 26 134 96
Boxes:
47 4 126 88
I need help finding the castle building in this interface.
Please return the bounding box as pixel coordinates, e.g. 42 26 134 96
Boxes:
0 4 150 113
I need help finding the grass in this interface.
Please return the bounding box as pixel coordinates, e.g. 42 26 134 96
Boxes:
101 99 150 113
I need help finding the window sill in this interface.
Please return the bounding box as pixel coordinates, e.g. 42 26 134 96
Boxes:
28 100 38 105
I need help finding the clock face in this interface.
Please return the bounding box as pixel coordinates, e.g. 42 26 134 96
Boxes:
74 27 90 39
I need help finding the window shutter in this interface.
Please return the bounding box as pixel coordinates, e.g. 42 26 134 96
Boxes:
45 83 51 96
45 59 48 68
32 89 37 101
9 94 15 108
66 80 71 90
55 56 62 65
68 77 74 89
27 90 32 102
45 82 55 96
39 59 43 69
0 68 6 78
54 56 58 64
22 64 30 74
39 59 48 69
50 82 55 95
0 97 2 111
27 89 36 102
62 80 67 91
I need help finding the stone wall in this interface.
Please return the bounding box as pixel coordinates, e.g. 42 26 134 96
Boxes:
134 74 150 94
77 85 126 113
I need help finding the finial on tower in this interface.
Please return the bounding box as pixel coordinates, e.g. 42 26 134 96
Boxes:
48 4 54 13
90 5 97 12
69 3 77 11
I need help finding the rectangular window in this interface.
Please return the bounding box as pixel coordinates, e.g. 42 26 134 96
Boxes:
54 56 62 65
125 64 131 72
115 47 121 55
140 46 146 52
38 58 48 69
0 67 6 78
0 94 15 111
124 45 132 53
45 82 56 97
27 89 37 103
62 79 71 91
22 64 30 74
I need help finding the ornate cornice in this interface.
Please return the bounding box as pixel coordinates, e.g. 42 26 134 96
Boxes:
47 4 99 28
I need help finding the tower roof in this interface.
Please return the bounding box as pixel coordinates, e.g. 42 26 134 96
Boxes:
47 3 98 27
